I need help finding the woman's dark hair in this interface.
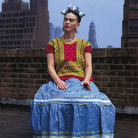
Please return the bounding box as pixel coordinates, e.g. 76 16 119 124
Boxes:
65 11 81 23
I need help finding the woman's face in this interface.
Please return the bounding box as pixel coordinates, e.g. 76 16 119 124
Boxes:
63 12 80 33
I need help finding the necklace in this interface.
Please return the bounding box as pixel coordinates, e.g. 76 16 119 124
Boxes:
63 36 76 43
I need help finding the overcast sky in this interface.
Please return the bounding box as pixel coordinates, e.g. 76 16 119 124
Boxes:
0 0 124 48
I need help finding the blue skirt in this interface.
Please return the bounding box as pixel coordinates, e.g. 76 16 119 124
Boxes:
30 78 116 138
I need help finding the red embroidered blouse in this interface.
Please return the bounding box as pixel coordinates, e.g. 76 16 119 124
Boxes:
46 37 93 82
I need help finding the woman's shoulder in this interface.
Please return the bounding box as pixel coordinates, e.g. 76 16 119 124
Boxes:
49 37 62 42
77 37 91 46
48 37 62 46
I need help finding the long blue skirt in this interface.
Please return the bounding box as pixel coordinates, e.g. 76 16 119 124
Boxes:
30 78 116 138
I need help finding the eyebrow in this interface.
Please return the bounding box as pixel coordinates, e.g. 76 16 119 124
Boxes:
64 17 76 20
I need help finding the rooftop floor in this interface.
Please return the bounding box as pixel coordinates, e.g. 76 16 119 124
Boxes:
0 108 138 138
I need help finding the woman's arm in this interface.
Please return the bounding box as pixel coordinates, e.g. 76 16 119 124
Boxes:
81 52 92 90
47 53 68 90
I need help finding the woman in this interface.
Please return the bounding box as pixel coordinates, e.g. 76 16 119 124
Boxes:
30 4 115 138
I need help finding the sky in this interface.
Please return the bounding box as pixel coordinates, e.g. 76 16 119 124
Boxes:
0 0 124 48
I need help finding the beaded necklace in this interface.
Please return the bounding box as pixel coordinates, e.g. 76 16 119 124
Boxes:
63 36 76 43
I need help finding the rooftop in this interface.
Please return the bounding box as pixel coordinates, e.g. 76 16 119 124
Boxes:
0 106 138 138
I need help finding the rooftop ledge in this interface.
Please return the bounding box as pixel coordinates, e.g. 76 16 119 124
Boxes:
0 48 138 58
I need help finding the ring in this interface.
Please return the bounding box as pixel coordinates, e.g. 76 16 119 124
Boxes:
87 85 91 88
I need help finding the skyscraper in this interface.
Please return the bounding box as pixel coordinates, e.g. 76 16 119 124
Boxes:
121 0 138 48
88 21 98 48
49 22 55 40
54 26 62 38
49 23 62 40
0 0 49 49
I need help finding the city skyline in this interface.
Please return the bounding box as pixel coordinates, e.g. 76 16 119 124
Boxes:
0 0 49 49
0 0 124 48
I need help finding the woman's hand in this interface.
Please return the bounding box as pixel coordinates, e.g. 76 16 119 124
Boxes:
56 80 68 90
47 53 68 90
81 81 91 91
82 52 92 91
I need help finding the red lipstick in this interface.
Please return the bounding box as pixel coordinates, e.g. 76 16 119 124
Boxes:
65 26 69 29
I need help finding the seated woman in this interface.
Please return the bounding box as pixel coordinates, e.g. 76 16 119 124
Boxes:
30 4 116 138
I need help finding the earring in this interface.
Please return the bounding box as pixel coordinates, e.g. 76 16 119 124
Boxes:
75 29 77 33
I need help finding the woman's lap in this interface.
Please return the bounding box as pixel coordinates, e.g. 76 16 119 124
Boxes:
30 78 115 138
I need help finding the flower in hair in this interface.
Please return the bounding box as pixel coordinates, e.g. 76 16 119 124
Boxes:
60 4 86 18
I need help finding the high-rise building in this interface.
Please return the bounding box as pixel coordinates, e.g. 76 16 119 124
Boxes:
0 0 49 49
54 26 62 38
49 22 55 40
88 21 98 48
121 0 138 48
49 23 62 40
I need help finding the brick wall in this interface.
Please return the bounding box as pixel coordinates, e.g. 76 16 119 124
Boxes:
0 48 138 111
92 49 138 108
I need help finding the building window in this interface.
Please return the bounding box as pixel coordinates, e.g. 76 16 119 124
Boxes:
130 0 138 10
17 41 20 45
135 27 138 34
131 0 135 3
4 6 6 11
130 0 138 3
129 19 138 34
